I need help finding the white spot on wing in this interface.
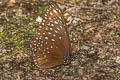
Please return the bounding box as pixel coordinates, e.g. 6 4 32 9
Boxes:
51 39 55 42
50 46 53 48
57 28 60 31
38 29 41 31
45 37 48 40
47 51 50 53
42 23 45 25
39 37 42 40
50 28 53 30
54 21 58 24
48 32 52 34
45 14 47 16
55 30 58 33
34 49 37 51
51 24 54 26
45 17 47 19
45 27 48 30
36 37 39 40
60 26 62 29
50 12 53 16
49 17 52 20
53 9 57 14
51 5 54 7
34 44 36 46
43 19 45 22
39 26 42 28
43 33 45 35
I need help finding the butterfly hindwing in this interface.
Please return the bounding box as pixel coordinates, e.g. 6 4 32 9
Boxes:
32 3 71 68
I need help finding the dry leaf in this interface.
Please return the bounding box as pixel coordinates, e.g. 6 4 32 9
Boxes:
7 0 16 7
51 0 64 3
93 33 102 41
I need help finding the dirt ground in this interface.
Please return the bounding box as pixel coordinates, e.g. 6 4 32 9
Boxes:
0 0 120 80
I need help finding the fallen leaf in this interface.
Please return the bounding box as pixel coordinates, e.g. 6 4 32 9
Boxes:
7 0 16 7
93 33 102 41
51 0 64 3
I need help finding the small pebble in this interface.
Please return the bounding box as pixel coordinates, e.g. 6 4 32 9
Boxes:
82 45 90 50
36 16 42 23
116 56 120 64
0 27 3 32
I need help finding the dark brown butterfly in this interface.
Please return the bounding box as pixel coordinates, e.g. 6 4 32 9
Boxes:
32 2 71 68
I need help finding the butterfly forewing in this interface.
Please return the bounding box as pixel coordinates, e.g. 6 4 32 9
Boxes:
32 3 71 68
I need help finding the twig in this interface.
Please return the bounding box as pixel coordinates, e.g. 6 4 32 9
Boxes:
65 3 113 10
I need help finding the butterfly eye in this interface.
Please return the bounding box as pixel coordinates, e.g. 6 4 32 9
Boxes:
32 3 71 68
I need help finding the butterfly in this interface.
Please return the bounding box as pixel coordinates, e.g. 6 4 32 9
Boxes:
32 2 71 68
